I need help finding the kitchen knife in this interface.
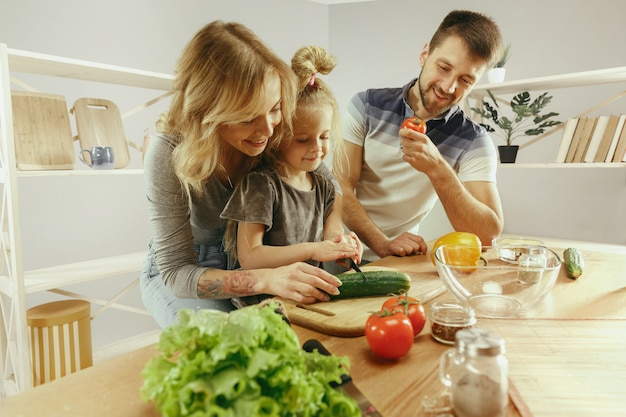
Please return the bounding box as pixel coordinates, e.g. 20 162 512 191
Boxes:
303 339 383 417
347 257 369 282
349 258 364 274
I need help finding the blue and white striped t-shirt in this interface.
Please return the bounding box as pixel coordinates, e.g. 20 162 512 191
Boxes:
342 78 497 259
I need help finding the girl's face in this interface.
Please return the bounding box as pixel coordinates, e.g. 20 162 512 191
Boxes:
279 103 332 173
218 71 283 157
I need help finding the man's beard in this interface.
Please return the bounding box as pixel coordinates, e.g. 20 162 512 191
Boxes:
418 78 454 118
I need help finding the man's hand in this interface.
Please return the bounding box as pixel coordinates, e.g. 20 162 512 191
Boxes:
399 127 445 174
381 232 427 258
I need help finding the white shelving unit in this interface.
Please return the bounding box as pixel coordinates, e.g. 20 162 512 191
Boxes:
468 66 626 167
0 44 173 396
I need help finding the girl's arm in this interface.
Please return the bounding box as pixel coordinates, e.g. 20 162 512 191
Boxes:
236 221 358 269
323 192 364 264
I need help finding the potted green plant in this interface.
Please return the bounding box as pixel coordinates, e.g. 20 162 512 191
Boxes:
487 43 511 83
471 90 562 163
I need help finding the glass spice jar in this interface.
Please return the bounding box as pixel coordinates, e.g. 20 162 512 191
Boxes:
430 302 476 345
517 246 547 285
439 328 508 417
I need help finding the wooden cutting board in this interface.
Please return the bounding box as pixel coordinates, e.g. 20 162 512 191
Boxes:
11 91 75 170
71 98 130 168
279 263 446 337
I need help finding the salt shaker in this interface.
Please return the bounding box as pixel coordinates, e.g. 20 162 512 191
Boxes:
517 246 547 284
439 328 508 417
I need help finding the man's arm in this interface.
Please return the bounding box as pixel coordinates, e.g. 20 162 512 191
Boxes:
338 141 426 258
431 166 504 245
400 128 504 245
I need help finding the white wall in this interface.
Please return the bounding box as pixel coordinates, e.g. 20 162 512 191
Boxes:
328 0 626 245
2 0 625 350
0 0 331 349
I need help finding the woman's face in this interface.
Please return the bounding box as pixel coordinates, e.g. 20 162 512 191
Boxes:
218 71 283 157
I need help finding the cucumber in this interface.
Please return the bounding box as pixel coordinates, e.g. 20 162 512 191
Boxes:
330 270 411 300
563 247 584 279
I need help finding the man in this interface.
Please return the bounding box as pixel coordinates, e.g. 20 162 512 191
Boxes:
338 10 504 261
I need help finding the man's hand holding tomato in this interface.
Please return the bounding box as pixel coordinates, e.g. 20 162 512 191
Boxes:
399 116 447 177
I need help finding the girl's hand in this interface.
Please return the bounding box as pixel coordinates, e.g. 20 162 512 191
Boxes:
345 230 363 264
332 231 363 265
309 238 359 263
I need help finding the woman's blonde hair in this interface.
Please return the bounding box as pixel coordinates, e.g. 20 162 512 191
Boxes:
265 45 347 177
159 21 297 194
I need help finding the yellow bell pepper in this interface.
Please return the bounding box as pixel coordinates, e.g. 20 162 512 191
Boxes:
430 231 483 267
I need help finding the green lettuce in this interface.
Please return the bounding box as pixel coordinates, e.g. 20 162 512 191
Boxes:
141 302 361 417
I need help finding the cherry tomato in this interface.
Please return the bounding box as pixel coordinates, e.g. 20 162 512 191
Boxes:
365 310 414 360
430 231 484 272
401 116 427 134
382 293 426 337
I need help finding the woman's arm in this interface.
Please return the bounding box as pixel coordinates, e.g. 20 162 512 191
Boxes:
196 262 343 303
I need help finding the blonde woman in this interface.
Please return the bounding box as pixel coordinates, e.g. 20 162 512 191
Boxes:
221 46 362 270
140 22 343 328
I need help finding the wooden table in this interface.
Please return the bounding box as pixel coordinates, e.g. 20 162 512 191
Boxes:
1 237 625 417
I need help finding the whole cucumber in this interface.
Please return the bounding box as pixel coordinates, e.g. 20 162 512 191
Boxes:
563 248 584 279
331 270 411 299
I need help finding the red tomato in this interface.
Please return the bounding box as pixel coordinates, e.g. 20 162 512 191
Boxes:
365 310 414 360
401 116 427 134
382 293 426 337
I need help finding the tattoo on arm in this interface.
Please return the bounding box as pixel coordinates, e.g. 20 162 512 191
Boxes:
197 270 258 299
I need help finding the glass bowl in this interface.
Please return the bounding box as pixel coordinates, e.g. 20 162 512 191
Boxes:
434 244 561 318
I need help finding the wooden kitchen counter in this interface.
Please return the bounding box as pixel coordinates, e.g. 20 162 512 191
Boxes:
1 237 624 417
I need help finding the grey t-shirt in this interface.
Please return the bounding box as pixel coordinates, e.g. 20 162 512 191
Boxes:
144 134 339 298
220 169 335 267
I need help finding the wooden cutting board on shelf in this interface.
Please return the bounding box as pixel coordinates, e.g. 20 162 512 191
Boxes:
279 264 446 337
11 91 75 170
71 98 130 169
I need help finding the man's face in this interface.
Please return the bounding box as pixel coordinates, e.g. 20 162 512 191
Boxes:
417 36 489 118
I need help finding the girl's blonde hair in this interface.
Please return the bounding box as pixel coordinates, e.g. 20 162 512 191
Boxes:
224 46 345 264
264 45 347 177
158 21 297 194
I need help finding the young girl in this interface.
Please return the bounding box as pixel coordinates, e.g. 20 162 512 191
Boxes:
221 46 362 270
140 23 345 329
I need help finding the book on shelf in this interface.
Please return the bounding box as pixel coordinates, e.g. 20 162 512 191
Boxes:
611 117 626 162
583 115 609 163
571 117 598 163
564 117 589 163
605 115 626 162
555 118 579 163
593 115 620 162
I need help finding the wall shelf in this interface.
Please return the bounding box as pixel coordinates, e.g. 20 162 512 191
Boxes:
498 163 626 168
468 66 626 164
0 43 170 396
472 66 626 96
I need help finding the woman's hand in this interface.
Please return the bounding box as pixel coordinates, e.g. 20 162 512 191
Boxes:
260 262 342 303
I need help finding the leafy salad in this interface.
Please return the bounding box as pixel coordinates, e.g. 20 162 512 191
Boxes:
141 302 361 416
